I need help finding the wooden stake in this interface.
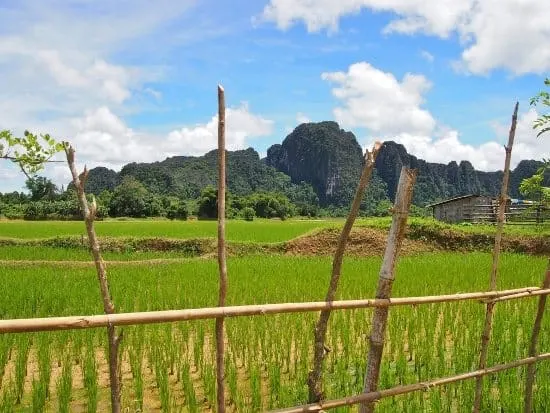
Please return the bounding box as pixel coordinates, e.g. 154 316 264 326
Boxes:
360 167 417 413
215 84 228 413
308 142 382 402
64 144 122 413
524 259 550 412
0 287 545 334
473 102 518 412
272 353 550 413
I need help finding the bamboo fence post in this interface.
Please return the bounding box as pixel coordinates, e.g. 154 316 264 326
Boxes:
360 167 417 413
308 142 382 402
63 144 122 413
215 84 228 413
524 258 550 412
472 102 518 412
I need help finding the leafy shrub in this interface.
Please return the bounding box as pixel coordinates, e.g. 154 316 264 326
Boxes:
242 207 255 221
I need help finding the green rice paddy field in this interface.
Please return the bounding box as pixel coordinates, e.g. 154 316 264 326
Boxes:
0 219 548 412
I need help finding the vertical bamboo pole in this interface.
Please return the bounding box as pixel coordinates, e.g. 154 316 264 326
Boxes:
524 258 550 412
215 84 228 413
360 167 417 413
472 102 518 412
308 142 383 403
64 144 122 413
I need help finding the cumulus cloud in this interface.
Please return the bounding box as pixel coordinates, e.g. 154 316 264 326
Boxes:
296 112 311 124
420 50 434 63
323 62 550 171
64 103 273 167
166 103 274 156
322 62 435 136
1 103 274 192
36 51 138 103
0 0 192 136
260 0 550 74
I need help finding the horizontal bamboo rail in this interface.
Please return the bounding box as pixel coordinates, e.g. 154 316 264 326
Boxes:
487 288 550 303
1 287 548 334
271 353 550 413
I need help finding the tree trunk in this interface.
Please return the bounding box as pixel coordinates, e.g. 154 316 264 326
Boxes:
64 144 122 413
307 142 382 403
360 167 417 413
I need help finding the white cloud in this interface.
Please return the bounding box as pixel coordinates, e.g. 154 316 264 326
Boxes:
35 51 137 103
260 0 550 74
324 62 550 171
491 109 550 166
0 1 193 138
1 102 274 192
420 50 434 63
322 62 435 136
167 103 274 156
296 112 311 124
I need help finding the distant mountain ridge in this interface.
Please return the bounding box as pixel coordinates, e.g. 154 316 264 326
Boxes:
82 121 548 206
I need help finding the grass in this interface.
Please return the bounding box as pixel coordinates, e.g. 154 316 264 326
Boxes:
358 216 550 236
0 218 336 242
0 253 548 411
1 218 547 245
0 245 194 261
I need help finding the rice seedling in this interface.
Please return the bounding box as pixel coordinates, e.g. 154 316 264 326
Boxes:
14 336 30 404
0 382 16 413
181 362 198 413
0 252 547 411
56 360 73 413
31 378 48 413
0 218 331 242
128 346 143 411
82 343 98 413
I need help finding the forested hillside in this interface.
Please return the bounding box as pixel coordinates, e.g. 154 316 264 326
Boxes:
80 121 546 209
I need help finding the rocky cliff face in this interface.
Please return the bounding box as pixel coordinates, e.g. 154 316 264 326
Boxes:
82 121 547 206
265 121 364 206
375 141 547 204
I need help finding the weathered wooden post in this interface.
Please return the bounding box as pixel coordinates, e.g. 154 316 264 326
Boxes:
64 145 122 413
360 167 417 413
524 259 550 412
472 102 518 412
215 84 228 413
308 142 382 403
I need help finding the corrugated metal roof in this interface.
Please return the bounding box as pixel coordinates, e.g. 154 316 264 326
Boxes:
426 194 485 208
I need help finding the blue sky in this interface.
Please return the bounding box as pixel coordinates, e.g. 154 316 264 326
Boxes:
0 0 549 192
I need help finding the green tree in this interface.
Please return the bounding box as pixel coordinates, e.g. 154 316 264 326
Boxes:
286 182 319 217
519 79 550 202
246 192 295 220
530 78 550 137
109 176 150 217
241 206 255 221
25 176 59 201
0 130 64 178
519 162 550 202
166 198 188 220
197 185 218 219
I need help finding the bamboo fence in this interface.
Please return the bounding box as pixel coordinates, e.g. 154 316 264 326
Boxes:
1 97 548 412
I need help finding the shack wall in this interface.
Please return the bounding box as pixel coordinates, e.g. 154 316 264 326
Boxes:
433 196 493 223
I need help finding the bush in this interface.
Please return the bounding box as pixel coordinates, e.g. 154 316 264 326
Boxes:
166 202 188 220
242 207 255 221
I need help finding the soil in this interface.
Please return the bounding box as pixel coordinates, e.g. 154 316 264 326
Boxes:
284 227 437 257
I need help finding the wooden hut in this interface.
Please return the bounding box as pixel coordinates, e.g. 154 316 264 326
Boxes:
427 194 494 223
